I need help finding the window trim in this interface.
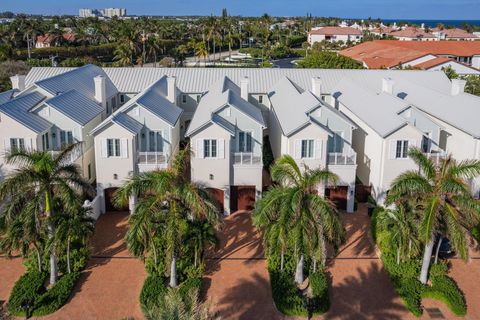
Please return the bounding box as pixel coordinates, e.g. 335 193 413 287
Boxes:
203 139 217 158
395 140 409 159
107 138 121 157
238 131 253 153
10 138 25 151
301 139 314 159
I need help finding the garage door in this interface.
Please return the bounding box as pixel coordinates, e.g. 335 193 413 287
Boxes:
206 188 224 213
325 186 348 210
231 186 256 212
104 188 129 212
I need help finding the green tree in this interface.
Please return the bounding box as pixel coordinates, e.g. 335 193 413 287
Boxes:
253 155 344 284
441 66 458 80
0 144 93 284
115 148 220 287
296 51 363 69
465 75 480 96
386 148 480 284
145 288 210 320
185 220 218 267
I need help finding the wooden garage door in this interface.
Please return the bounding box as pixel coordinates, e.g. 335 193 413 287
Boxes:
104 188 128 212
325 186 348 210
206 188 224 213
231 186 256 212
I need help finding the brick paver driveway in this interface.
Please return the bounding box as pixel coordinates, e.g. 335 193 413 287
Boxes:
0 255 24 304
42 212 146 320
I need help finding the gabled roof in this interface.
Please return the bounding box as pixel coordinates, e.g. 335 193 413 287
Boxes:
45 89 103 125
309 26 362 36
112 112 143 134
390 27 435 39
186 76 265 136
333 79 409 138
0 92 51 133
34 64 117 100
413 57 453 69
0 89 18 105
432 28 477 39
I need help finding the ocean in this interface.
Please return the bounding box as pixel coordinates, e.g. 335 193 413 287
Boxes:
381 19 480 28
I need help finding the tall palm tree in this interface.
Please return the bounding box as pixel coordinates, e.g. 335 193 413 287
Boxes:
386 148 480 284
0 144 93 284
194 42 208 65
51 205 95 274
253 155 344 284
115 147 220 287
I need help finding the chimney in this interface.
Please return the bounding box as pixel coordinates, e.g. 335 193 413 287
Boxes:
167 76 176 103
451 79 466 95
382 78 394 94
311 77 322 97
94 75 106 107
240 76 249 100
10 75 26 91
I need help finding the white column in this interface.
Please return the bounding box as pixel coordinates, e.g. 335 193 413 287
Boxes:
347 183 355 213
223 186 231 216
96 185 106 214
129 194 137 215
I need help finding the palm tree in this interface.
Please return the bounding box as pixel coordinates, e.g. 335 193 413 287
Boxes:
194 42 208 66
386 148 480 284
51 205 95 274
115 147 220 287
0 144 93 284
145 288 210 320
253 155 344 284
185 220 218 267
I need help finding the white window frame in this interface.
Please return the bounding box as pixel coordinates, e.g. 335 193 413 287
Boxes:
258 95 263 104
422 132 432 153
301 139 315 159
42 132 50 151
395 140 409 159
203 139 217 158
107 138 121 157
10 138 25 151
238 131 253 153
60 130 74 146
147 130 163 152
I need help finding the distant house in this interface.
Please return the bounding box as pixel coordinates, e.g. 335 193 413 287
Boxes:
340 40 480 75
35 32 76 48
389 27 436 41
308 26 363 45
431 28 479 41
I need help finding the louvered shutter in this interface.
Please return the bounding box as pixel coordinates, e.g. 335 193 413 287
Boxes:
389 140 397 160
101 139 108 158
218 139 225 159
120 138 128 158
315 140 322 159
196 139 204 159
294 140 302 159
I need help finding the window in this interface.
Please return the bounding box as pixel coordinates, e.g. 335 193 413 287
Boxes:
203 139 217 158
196 95 201 103
148 131 163 152
422 134 431 153
238 131 253 152
42 132 50 151
60 130 74 146
396 140 409 158
301 139 314 158
120 94 125 104
182 94 187 104
107 138 120 157
328 132 343 153
258 95 263 104
111 97 116 110
10 138 25 151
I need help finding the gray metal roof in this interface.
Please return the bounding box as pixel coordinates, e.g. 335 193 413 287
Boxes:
186 76 265 136
0 89 18 105
333 79 409 137
0 92 52 133
34 64 118 100
112 112 143 134
45 89 103 125
25 67 453 95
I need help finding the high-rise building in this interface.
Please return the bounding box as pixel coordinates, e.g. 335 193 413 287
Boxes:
101 8 127 18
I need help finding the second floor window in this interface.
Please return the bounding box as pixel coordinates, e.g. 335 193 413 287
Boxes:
107 138 121 157
396 140 409 159
301 139 314 158
60 130 74 146
42 132 50 151
204 139 217 158
148 131 163 152
10 138 25 151
238 131 253 152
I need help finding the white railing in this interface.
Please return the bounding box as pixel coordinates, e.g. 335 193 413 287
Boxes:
49 144 83 163
233 152 262 165
328 148 357 165
137 151 167 165
425 150 447 165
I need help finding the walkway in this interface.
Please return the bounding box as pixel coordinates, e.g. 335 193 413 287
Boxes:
0 255 24 304
42 212 146 320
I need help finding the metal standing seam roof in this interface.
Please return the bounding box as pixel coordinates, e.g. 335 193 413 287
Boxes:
112 112 143 134
0 92 52 133
34 64 118 100
332 79 409 138
45 89 104 125
25 67 453 96
0 89 18 105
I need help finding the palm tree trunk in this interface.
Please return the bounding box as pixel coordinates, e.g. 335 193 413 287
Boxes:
67 240 71 274
397 247 401 265
169 252 177 288
152 241 158 267
313 257 317 273
46 190 58 285
419 236 435 284
295 254 304 284
434 237 443 264
280 249 284 271
194 247 198 267
35 247 42 272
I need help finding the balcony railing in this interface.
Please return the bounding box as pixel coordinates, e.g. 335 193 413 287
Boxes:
425 150 447 165
49 143 83 163
233 152 262 166
137 151 167 165
327 147 357 166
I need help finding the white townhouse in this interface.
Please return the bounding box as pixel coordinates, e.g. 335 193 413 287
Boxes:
186 76 265 215
308 26 363 45
268 76 357 212
91 76 182 212
0 65 118 181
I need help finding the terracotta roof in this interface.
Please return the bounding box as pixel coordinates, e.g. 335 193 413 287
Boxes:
309 26 362 36
377 40 480 56
390 27 435 39
432 28 477 39
370 26 396 34
340 41 429 68
36 33 76 44
414 57 453 69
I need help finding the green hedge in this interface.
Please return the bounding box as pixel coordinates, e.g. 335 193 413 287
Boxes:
8 271 80 317
309 272 330 314
140 275 167 311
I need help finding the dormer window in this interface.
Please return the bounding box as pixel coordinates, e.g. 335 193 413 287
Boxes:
182 94 187 104
258 95 263 104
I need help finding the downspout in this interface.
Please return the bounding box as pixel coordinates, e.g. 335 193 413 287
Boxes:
378 138 386 204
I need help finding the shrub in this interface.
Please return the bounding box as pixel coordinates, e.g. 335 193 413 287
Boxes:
309 272 329 314
140 275 167 310
179 277 202 299
7 271 46 316
262 136 274 171
296 51 364 69
269 270 307 316
33 272 81 316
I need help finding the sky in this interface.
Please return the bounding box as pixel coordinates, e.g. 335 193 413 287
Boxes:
2 0 480 20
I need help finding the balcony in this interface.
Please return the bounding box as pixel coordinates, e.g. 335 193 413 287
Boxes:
425 150 447 165
327 147 357 166
137 151 168 171
233 152 262 166
49 144 83 163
